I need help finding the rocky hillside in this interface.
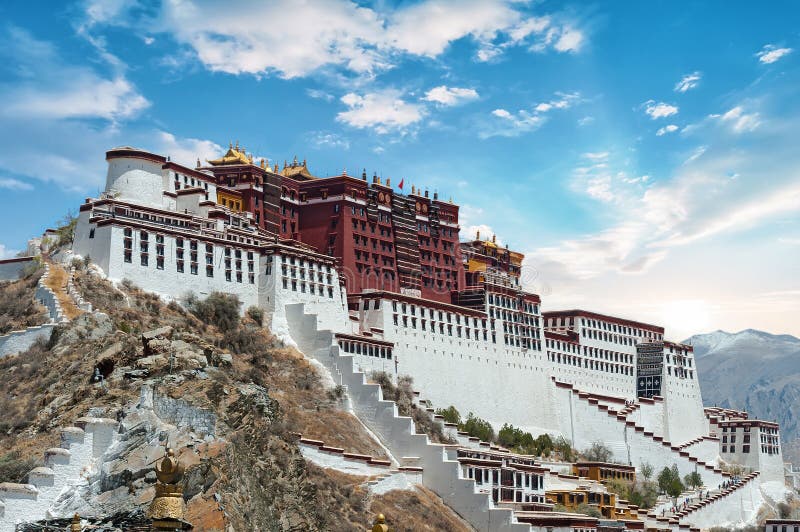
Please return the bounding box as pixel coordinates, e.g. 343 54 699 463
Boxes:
0 264 471 531
686 329 800 464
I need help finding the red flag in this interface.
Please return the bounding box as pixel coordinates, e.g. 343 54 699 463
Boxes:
398 178 404 190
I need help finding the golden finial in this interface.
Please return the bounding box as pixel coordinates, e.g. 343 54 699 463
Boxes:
293 155 298 166
386 177 391 187
235 140 240 150
302 158 307 168
148 447 191 530
274 162 279 172
372 514 389 532
476 230 480 240
71 514 81 532
196 157 201 169
492 234 496 244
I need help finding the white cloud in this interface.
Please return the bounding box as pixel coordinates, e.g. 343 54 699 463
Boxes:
0 244 20 260
309 131 351 150
0 27 148 122
684 146 707 164
0 177 33 191
674 72 701 93
577 116 594 126
482 92 580 138
423 86 479 106
5 77 149 121
154 132 223 169
756 44 792 64
644 100 679 119
553 27 584 52
92 0 585 79
656 124 679 136
717 106 761 133
306 88 334 101
337 89 425 134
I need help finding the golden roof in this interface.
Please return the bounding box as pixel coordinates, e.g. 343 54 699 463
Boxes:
280 156 316 180
206 142 254 166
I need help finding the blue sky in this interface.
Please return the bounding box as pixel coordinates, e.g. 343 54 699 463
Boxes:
0 0 798 339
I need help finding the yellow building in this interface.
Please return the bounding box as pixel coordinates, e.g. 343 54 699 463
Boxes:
573 461 636 484
216 187 243 212
545 488 620 518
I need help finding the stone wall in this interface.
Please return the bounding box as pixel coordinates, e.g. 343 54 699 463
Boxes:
0 257 34 281
0 324 56 358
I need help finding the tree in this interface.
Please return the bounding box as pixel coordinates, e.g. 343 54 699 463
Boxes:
533 433 554 457
640 462 654 481
583 441 613 462
657 466 673 494
684 471 702 490
460 412 494 442
54 211 78 247
435 405 461 426
554 435 574 461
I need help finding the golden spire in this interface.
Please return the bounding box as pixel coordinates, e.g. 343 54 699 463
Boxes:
148 447 191 530
70 514 82 532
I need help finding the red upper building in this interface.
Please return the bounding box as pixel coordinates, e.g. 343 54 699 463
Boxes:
202 149 464 303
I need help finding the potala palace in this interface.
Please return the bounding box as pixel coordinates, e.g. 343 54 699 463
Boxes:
6 144 790 530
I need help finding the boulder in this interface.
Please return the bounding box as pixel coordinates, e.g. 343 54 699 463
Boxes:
135 354 167 370
141 326 173 342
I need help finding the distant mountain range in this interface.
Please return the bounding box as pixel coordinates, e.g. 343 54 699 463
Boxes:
684 329 800 465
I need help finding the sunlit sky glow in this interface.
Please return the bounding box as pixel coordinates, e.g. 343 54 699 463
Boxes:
0 0 798 340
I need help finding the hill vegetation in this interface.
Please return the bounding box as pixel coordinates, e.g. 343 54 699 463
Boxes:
0 264 470 531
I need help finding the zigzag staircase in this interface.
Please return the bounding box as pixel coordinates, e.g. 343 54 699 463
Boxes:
285 303 531 532
553 380 729 487
0 417 118 532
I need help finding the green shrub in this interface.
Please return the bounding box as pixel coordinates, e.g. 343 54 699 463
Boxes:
435 405 461 425
187 292 242 331
0 452 37 483
583 441 613 462
246 306 265 326
461 412 494 442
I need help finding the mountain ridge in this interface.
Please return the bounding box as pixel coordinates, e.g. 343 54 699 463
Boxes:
685 328 800 464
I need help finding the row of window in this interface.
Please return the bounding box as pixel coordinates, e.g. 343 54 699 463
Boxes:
338 340 392 359
281 278 335 298
547 351 635 376
393 314 493 342
391 300 486 327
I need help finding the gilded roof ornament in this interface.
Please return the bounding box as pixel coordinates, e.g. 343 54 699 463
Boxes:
206 143 253 166
148 447 192 530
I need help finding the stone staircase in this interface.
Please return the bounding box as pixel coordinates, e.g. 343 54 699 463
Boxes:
554 380 729 486
284 303 532 532
0 417 118 532
0 262 65 357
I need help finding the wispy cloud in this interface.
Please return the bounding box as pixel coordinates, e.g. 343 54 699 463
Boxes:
483 92 580 138
423 86 479 106
656 124 679 136
674 71 701 93
756 44 792 64
643 100 679 119
713 106 761 133
0 177 33 191
0 244 20 260
309 131 350 150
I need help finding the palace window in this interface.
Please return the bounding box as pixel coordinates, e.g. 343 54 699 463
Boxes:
206 265 213 278
140 254 148 267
